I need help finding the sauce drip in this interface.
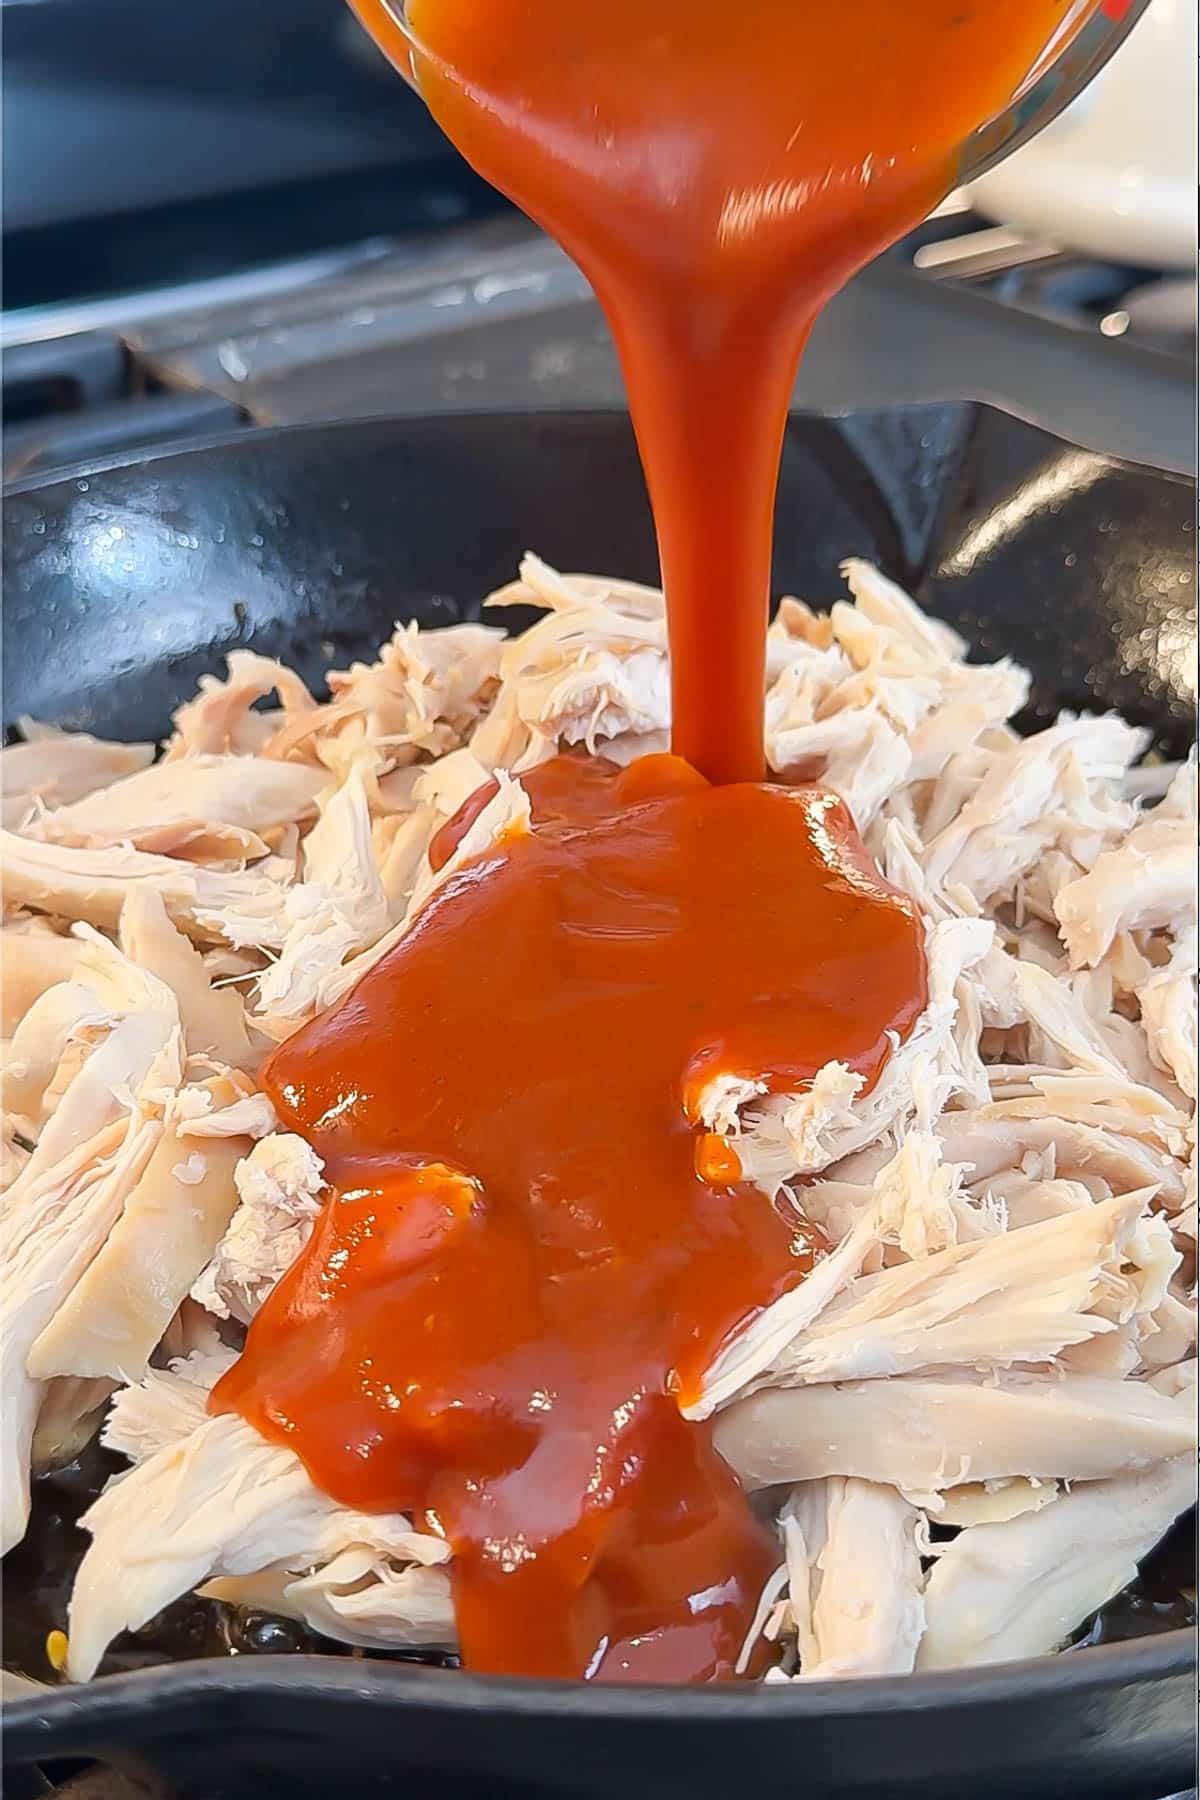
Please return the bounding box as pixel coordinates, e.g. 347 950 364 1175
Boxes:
353 0 1098 784
215 755 926 1680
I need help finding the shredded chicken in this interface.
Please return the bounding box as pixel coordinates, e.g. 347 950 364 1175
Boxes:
66 1348 449 1681
26 1074 250 1383
1 556 1192 1682
918 1453 1196 1668
118 889 257 1071
471 555 668 771
321 768 533 1009
1 1034 175 1555
1 724 154 830
262 621 503 779
692 1098 1002 1418
748 1189 1169 1390
1055 762 1197 969
0 832 293 946
191 1132 326 1324
714 1367 1195 1492
766 1478 926 1680
697 919 995 1201
199 1548 455 1651
28 754 326 863
1 919 86 1036
252 764 391 1038
30 1375 115 1475
163 651 315 760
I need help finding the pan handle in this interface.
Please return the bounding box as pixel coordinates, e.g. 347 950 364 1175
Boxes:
799 256 1195 479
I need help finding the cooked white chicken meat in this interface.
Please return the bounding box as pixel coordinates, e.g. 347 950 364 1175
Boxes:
28 754 327 864
65 1348 450 1682
765 1478 927 1680
199 1547 455 1651
190 1132 325 1325
26 1072 251 1384
1 725 155 831
917 1450 1196 1669
1 558 1193 1684
714 1366 1196 1492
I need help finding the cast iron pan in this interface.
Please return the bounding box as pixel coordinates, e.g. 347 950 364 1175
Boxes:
2 409 1196 1800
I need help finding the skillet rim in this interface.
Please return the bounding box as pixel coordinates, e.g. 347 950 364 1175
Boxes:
2 404 1197 500
2 408 1195 1740
4 1623 1195 1745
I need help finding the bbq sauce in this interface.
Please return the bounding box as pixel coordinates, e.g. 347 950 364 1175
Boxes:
218 0 1100 1682
215 756 925 1680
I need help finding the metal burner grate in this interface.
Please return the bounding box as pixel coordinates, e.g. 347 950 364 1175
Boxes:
3 211 1194 486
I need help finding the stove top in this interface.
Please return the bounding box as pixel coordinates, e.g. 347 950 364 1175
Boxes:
2 205 1195 486
5 0 1193 487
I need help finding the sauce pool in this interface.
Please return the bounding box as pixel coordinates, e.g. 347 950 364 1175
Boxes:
217 0 1101 1682
215 756 927 1680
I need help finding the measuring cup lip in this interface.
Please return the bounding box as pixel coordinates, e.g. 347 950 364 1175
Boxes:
358 0 1154 196
348 0 455 90
958 0 1155 186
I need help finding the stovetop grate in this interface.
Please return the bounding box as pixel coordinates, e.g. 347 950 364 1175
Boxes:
2 210 1194 486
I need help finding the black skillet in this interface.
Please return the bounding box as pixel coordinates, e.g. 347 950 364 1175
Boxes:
2 408 1196 1800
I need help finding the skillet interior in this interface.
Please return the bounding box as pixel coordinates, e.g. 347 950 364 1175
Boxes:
3 406 1195 751
1 408 1196 1800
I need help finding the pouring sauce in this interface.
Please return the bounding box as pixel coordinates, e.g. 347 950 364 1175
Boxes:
354 0 1097 783
219 0 1099 1681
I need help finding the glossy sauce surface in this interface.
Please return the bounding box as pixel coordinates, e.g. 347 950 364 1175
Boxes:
216 755 926 1680
354 0 1098 783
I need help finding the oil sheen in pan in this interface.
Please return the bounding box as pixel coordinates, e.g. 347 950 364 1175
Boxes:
3 1440 1193 1685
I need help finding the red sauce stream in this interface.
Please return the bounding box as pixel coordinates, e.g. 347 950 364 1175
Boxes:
217 0 1101 1682
354 0 1098 783
216 756 926 1679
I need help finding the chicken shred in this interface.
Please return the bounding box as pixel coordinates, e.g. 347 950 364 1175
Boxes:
1 557 1192 1682
66 1348 449 1681
713 1366 1195 1493
767 1478 926 1680
918 1453 1196 1669
1 726 155 830
190 1132 326 1324
28 754 326 862
26 1073 250 1384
